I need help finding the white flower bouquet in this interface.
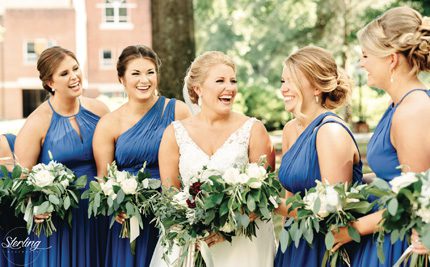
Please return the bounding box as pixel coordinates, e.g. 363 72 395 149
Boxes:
281 180 373 267
367 169 430 266
10 161 87 237
82 162 161 251
202 158 282 238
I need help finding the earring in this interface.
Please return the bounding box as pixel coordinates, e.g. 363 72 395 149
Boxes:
198 95 202 106
390 74 394 83
315 95 319 103
51 87 55 92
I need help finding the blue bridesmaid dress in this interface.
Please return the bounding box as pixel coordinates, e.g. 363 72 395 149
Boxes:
274 112 363 267
0 134 25 267
352 89 430 267
24 99 107 267
104 96 176 267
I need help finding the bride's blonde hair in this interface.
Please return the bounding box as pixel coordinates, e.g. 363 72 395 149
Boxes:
185 51 236 104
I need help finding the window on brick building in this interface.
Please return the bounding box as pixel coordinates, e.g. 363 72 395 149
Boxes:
104 0 128 24
24 39 56 64
25 42 37 63
100 49 113 68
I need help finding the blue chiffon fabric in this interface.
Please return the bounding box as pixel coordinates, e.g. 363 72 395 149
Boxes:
104 96 176 267
24 99 108 267
352 89 430 267
274 112 363 267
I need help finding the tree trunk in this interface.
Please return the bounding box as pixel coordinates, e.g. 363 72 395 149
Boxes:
151 0 196 100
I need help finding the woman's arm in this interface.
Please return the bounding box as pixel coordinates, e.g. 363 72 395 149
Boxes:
159 125 181 189
248 121 275 170
15 108 49 169
93 114 116 177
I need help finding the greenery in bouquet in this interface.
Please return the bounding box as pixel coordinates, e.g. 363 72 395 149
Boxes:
201 159 282 239
82 162 161 251
366 169 430 266
0 165 21 204
281 180 373 267
153 168 217 267
10 160 87 237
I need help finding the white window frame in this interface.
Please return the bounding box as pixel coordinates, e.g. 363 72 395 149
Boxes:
98 0 136 30
23 39 57 65
24 41 37 64
100 49 114 69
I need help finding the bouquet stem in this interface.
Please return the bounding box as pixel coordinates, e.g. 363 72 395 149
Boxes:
33 217 56 237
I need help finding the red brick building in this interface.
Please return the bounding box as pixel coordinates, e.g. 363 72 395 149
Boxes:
0 0 152 119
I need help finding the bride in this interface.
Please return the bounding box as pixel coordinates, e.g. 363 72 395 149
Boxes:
150 51 276 267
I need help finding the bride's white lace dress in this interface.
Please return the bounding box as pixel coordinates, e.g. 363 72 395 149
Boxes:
150 118 276 267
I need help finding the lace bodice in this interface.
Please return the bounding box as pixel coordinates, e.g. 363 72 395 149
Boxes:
172 117 257 185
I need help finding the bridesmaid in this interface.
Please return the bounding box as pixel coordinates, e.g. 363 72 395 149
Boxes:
93 45 190 267
0 133 24 267
14 46 110 267
332 6 430 266
274 46 363 267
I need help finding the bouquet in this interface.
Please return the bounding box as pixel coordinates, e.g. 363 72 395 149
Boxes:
82 162 161 251
153 168 217 267
201 159 282 238
367 169 430 267
281 180 373 267
10 161 87 237
153 158 282 267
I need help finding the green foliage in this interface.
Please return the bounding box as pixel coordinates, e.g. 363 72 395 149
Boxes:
194 0 425 129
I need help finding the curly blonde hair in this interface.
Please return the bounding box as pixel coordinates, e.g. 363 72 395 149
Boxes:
358 6 430 75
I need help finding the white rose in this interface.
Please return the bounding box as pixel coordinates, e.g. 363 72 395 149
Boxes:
60 179 70 189
325 186 341 212
237 173 251 184
173 191 189 207
390 172 418 194
223 168 241 184
32 169 55 187
249 180 262 189
100 179 116 196
317 194 330 218
303 192 318 210
246 163 267 180
317 195 330 218
116 170 128 184
121 178 138 195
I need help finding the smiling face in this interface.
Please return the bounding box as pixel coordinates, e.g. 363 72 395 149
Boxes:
196 63 237 114
280 65 315 114
120 57 158 101
359 48 391 90
48 55 82 98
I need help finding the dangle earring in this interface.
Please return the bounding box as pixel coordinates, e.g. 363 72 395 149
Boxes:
315 95 319 104
390 74 394 83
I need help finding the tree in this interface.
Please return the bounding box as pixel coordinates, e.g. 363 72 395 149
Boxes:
151 0 195 100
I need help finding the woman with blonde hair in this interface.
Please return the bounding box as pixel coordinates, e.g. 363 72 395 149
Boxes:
273 45 363 266
150 51 276 267
331 6 430 266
